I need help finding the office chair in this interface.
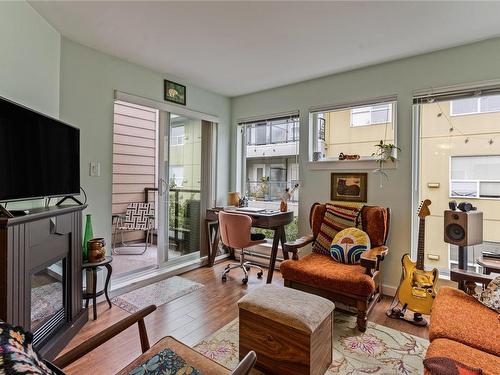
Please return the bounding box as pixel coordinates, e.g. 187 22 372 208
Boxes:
218 211 267 284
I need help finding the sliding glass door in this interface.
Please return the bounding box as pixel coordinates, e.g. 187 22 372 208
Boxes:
157 113 203 266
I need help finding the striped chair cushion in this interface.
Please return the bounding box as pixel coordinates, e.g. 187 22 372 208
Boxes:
312 203 362 255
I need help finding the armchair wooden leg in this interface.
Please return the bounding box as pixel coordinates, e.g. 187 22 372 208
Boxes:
356 300 368 332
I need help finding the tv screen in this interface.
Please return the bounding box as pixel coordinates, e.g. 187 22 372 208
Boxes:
0 97 80 201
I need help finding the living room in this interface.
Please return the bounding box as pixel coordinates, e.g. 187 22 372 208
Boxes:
0 2 499 375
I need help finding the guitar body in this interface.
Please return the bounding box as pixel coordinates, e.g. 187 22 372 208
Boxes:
398 253 438 315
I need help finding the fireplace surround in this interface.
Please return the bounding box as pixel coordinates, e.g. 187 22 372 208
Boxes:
0 205 87 360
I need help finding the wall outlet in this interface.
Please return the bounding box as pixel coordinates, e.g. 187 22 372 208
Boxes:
89 162 101 177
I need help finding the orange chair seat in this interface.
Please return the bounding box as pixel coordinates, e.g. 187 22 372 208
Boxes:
429 287 500 357
280 252 376 297
425 338 500 375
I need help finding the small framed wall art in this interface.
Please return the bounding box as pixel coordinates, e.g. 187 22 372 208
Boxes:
331 172 367 202
164 80 186 105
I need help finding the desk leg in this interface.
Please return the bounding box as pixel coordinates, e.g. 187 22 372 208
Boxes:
280 228 289 260
104 264 113 309
210 223 220 267
267 226 283 284
92 267 97 320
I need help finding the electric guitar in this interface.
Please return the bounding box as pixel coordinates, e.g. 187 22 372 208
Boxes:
397 199 439 315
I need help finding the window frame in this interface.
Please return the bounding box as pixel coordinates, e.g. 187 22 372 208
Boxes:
350 103 392 127
450 94 500 116
449 155 500 200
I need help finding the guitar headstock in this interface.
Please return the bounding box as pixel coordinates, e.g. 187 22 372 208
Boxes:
418 199 432 218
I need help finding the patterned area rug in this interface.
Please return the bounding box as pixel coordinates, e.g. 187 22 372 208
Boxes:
194 313 428 374
112 276 203 313
31 282 63 330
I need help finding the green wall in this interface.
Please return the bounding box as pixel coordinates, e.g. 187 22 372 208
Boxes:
0 1 60 117
59 38 231 245
231 37 500 290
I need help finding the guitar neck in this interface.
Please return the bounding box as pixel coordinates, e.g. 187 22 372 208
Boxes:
416 217 425 270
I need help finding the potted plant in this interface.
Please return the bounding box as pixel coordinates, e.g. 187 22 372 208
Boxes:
372 140 400 187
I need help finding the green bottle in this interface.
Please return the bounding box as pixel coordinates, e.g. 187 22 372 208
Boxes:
83 214 93 261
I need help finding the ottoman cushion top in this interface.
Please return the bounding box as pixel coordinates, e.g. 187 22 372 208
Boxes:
237 285 335 333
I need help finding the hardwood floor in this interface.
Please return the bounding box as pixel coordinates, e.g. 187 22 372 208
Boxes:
59 260 429 375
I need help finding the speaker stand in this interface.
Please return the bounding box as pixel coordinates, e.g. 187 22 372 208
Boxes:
457 245 468 291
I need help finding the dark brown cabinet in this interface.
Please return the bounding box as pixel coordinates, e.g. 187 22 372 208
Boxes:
0 205 87 360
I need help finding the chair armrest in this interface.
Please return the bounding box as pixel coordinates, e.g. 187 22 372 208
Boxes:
53 305 157 369
450 269 495 285
360 246 388 270
112 214 126 224
284 235 314 260
230 351 257 375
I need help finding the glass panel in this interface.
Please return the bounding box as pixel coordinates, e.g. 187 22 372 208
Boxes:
312 101 395 159
271 123 287 143
254 124 267 145
450 97 478 115
480 94 500 113
450 181 478 198
31 260 64 332
451 155 500 180
167 114 202 260
480 181 500 198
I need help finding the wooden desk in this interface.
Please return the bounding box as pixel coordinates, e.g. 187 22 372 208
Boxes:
206 208 294 283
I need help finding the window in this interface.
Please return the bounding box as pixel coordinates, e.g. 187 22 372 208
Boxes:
351 104 392 127
238 114 300 240
171 125 185 145
169 165 184 187
450 94 500 116
311 100 396 161
450 155 500 199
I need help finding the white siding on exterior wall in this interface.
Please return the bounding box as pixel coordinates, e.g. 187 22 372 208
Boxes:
112 101 158 241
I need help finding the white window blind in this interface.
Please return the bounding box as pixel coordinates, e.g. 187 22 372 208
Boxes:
450 155 500 199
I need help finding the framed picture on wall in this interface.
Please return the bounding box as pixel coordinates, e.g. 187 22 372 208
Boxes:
164 80 186 105
331 173 367 202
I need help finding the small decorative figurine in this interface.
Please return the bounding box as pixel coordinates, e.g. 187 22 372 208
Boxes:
280 184 299 212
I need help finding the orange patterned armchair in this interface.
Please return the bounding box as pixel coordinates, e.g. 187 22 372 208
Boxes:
280 203 390 332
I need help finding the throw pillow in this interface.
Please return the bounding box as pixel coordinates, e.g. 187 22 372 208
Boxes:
0 320 55 375
312 203 362 255
474 275 500 313
330 228 370 264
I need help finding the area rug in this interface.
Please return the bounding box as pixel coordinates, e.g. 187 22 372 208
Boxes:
193 313 428 375
31 282 63 329
112 276 203 313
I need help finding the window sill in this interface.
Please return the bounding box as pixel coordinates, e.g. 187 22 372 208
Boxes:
306 158 397 171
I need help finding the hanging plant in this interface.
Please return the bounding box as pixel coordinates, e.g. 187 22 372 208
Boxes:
372 140 400 187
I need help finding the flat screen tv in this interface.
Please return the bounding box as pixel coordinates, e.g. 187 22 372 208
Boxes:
0 96 80 201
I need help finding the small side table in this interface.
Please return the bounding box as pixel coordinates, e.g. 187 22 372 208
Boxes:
476 256 500 275
83 256 113 320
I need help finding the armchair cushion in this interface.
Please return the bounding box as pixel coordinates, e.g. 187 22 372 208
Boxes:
280 252 376 297
429 287 500 357
312 203 362 255
361 206 389 247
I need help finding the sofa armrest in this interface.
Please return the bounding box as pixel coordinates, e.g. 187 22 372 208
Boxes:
283 234 314 260
360 246 388 270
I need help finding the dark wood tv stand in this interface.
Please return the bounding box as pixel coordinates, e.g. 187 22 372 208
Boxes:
0 204 88 360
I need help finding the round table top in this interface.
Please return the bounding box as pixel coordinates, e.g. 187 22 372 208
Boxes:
476 256 500 270
83 256 113 268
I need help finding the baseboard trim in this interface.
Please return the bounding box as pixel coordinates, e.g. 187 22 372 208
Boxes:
382 284 398 297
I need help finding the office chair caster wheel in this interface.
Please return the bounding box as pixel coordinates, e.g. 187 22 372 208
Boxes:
222 275 227 283
257 271 263 279
242 277 248 284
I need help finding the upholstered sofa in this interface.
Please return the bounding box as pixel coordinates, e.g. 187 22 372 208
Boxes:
424 274 500 375
280 203 390 331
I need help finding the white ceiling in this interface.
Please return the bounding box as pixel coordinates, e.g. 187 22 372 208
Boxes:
30 1 500 97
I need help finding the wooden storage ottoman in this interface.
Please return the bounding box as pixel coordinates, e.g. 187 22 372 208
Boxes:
237 285 335 375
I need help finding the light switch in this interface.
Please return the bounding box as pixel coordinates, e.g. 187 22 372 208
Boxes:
89 162 101 177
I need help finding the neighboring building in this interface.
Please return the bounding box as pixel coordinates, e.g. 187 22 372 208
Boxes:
244 117 300 215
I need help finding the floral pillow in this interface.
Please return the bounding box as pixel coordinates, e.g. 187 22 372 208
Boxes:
475 275 500 313
0 320 55 374
330 228 370 264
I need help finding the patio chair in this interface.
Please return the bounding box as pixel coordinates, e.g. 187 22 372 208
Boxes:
112 202 155 255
